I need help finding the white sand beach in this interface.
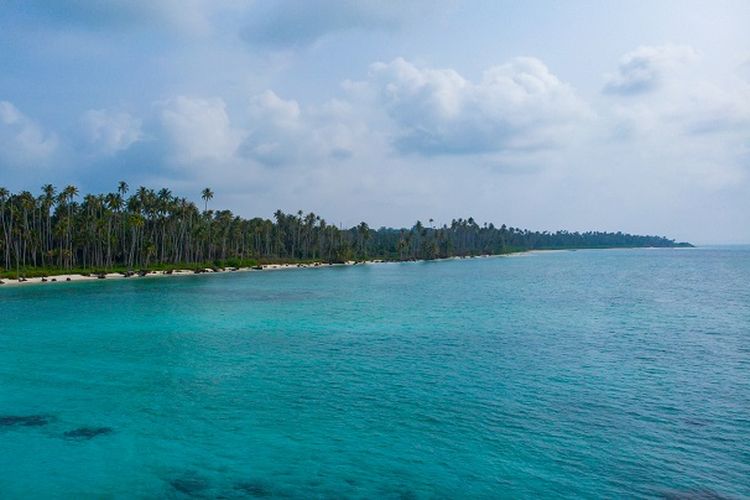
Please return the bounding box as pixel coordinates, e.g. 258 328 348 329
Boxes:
0 260 388 287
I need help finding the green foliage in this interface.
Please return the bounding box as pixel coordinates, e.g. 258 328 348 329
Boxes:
0 183 691 279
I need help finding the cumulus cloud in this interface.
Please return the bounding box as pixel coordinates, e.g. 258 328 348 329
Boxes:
603 44 699 95
159 96 243 165
241 91 303 165
598 45 750 198
242 0 441 48
241 90 369 166
154 90 370 170
149 57 594 171
0 100 58 167
364 57 589 155
82 109 142 155
604 45 750 141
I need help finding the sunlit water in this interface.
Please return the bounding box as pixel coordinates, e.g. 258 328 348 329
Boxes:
1 247 749 498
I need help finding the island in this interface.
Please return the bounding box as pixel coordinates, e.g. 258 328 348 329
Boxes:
0 183 692 284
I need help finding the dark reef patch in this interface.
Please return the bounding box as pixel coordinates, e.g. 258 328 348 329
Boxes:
0 415 51 427
63 426 114 440
169 473 209 496
235 479 273 497
397 489 418 500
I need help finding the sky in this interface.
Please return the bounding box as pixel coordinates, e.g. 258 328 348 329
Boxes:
1 1 749 244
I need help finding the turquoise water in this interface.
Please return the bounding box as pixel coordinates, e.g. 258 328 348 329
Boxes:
1 248 749 498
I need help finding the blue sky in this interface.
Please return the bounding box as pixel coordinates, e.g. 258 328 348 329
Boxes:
1 1 749 243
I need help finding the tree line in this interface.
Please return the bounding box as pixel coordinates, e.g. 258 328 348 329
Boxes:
0 183 690 276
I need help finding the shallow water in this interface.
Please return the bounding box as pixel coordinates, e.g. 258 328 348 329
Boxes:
1 248 749 498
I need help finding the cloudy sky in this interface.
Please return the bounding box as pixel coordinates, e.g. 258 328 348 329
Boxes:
1 1 749 243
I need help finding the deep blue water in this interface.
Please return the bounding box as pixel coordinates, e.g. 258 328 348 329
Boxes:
1 247 749 498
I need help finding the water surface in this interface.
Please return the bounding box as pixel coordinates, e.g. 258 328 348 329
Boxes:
1 248 749 498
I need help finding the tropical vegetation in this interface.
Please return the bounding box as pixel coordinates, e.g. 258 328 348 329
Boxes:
0 183 691 278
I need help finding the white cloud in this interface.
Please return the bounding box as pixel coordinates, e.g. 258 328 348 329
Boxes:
365 57 590 155
0 101 58 167
82 108 142 154
603 44 699 95
241 90 370 166
598 45 750 195
159 96 242 165
155 91 370 170
251 90 302 132
603 46 750 141
241 91 302 166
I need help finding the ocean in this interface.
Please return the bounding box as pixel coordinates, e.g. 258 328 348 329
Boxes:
1 247 748 498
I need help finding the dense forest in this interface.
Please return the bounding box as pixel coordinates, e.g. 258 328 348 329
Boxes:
0 183 690 277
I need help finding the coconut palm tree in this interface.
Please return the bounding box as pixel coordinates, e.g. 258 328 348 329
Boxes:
0 182 687 277
201 188 214 213
58 185 79 269
0 187 10 269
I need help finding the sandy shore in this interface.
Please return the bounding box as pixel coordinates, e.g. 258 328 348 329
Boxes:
0 252 555 288
0 260 389 287
0 248 685 287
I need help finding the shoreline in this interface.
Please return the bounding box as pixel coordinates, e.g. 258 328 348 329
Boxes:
0 254 506 287
0 246 694 288
1 256 448 287
0 260 380 287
